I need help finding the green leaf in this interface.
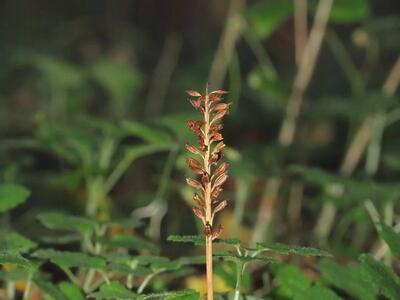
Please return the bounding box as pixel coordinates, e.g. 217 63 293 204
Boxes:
0 251 31 268
379 223 400 260
310 0 369 23
89 282 135 300
167 235 240 246
99 234 159 254
58 282 85 300
137 289 200 300
275 265 312 298
0 232 37 252
37 212 96 234
34 277 67 300
214 252 278 264
319 259 378 300
122 121 171 145
257 243 332 257
294 286 342 300
0 184 30 213
246 0 293 39
360 254 400 300
32 249 106 269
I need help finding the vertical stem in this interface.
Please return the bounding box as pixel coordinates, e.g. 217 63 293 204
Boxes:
203 87 213 300
22 273 32 300
294 0 308 66
234 262 244 300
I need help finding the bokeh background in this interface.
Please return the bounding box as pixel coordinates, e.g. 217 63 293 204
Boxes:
1 0 400 296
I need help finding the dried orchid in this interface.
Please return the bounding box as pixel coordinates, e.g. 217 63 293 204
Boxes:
185 84 230 300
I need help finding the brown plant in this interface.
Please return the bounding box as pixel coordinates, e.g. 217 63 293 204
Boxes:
185 84 230 300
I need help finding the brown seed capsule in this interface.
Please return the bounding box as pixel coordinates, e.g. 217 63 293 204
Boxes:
186 90 202 97
210 90 228 95
211 132 223 142
185 143 201 155
190 99 202 109
193 207 205 224
213 200 227 214
201 172 210 185
187 158 204 174
211 186 223 200
212 224 223 240
193 193 205 206
212 103 230 111
186 178 203 190
214 162 229 177
204 222 212 236
213 108 229 123
214 173 228 188
212 142 225 155
210 151 224 165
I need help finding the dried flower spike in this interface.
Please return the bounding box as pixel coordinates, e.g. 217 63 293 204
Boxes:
185 84 230 300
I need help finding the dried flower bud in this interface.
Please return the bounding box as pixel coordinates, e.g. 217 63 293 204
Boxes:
214 162 229 177
214 173 228 188
185 143 201 155
213 108 229 123
187 158 204 174
212 103 230 111
210 90 228 95
212 142 225 155
186 90 202 97
202 172 210 185
193 193 205 206
190 99 202 109
186 120 204 135
210 151 224 165
193 207 205 224
213 200 227 214
204 222 212 236
212 224 223 240
211 132 223 142
211 186 223 200
186 178 203 190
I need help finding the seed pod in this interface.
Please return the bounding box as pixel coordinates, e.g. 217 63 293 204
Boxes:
211 132 223 142
213 200 227 214
193 207 205 224
213 108 229 123
202 172 211 185
210 90 228 95
190 99 202 109
214 162 229 177
214 173 228 188
212 224 222 240
212 142 225 155
186 90 202 97
187 158 204 174
193 193 205 206
211 186 223 200
204 222 212 236
186 178 203 190
212 103 230 111
185 143 201 155
210 151 224 165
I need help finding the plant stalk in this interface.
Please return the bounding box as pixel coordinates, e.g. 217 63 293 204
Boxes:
204 90 214 300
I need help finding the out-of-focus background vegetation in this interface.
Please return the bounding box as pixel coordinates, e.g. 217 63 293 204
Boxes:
1 0 400 298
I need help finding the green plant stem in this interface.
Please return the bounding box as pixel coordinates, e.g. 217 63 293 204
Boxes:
62 267 81 287
137 270 163 294
22 273 32 300
6 280 15 300
234 262 245 300
83 269 96 293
